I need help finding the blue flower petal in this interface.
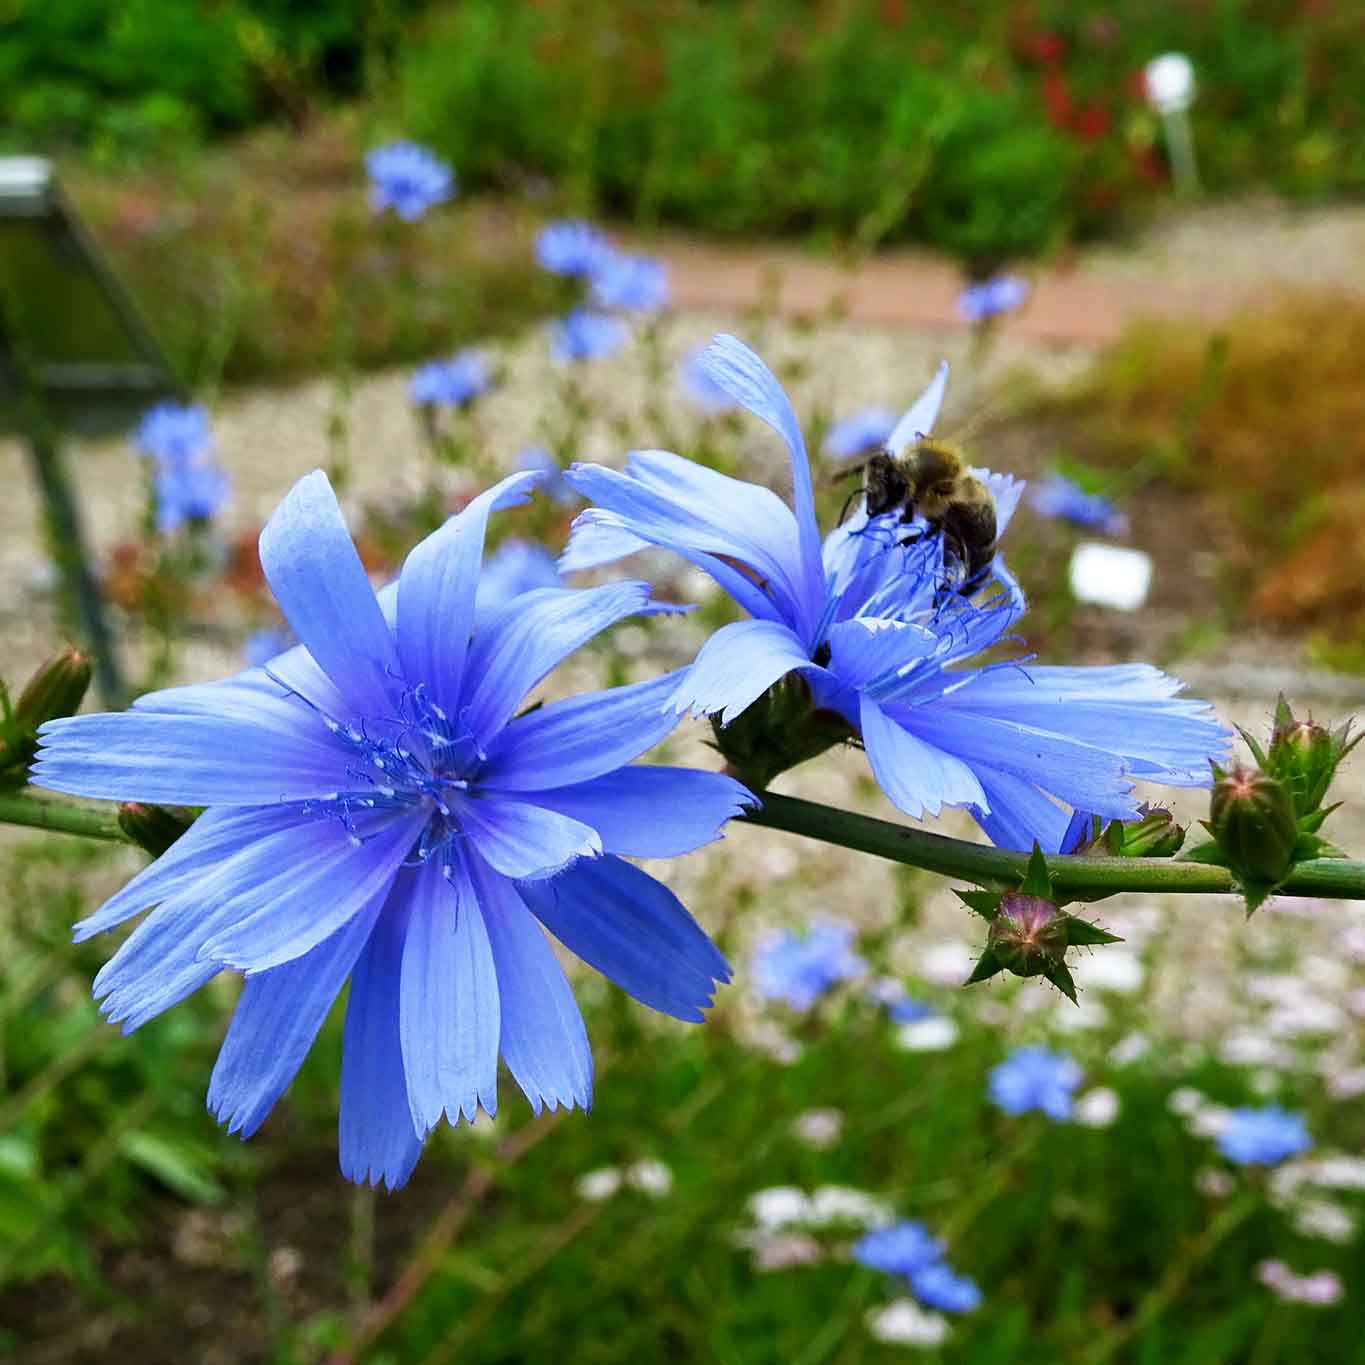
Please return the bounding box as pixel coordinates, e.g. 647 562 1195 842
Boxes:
695 335 826 642
529 767 755 858
72 806 286 943
826 617 942 691
479 671 684 792
460 583 651 742
340 894 424 1190
887 361 949 457
396 471 541 715
207 892 384 1138
860 697 987 819
563 452 805 627
519 855 729 1022
198 814 420 973
258 471 401 717
669 618 815 725
399 856 500 1133
970 767 1077 853
474 861 592 1115
460 795 601 881
34 710 353 805
891 706 1137 819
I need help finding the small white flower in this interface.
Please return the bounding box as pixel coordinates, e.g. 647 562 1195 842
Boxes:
1109 1033 1151 1067
917 941 976 987
1187 1103 1232 1139
867 1298 951 1347
896 1017 959 1052
1074 1087 1120 1129
1196 1167 1235 1199
1218 1033 1293 1068
1074 949 1144 994
1292 1200 1355 1245
750 1232 825 1272
808 1185 894 1229
1323 1065 1365 1100
793 1109 845 1149
626 1159 674 1197
1167 1087 1206 1117
749 1186 813 1230
576 1167 623 1201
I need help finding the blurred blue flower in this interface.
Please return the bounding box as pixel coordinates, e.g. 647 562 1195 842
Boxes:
536 220 614 277
550 309 628 363
590 254 670 312
1030 475 1128 535
153 460 230 533
855 1222 982 1315
516 447 575 505
366 142 454 221
410 350 492 408
678 348 737 414
34 469 750 1190
988 1047 1082 1120
866 976 935 1023
824 407 898 461
957 274 1030 323
910 1264 982 1314
564 334 1229 851
853 1222 945 1277
1218 1107 1312 1166
134 402 212 465
475 538 562 616
244 627 296 668
752 919 865 1010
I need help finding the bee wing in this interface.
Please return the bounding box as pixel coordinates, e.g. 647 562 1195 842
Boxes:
887 360 949 457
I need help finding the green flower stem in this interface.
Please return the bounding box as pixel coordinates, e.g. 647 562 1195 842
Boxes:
0 790 129 844
742 791 1365 900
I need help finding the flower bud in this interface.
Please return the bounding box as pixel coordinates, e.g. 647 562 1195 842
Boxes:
1209 764 1298 887
117 802 196 857
1267 717 1345 817
987 893 1069 979
14 647 92 732
1104 806 1186 858
710 674 852 790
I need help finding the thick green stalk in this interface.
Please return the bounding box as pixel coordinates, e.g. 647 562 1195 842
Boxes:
0 790 129 844
742 792 1365 900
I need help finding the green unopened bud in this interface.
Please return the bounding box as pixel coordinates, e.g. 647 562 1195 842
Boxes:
1267 712 1353 817
15 647 92 731
1104 805 1186 858
117 802 196 857
1209 763 1298 887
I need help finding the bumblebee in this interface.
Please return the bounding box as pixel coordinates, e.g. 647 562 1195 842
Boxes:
850 438 998 595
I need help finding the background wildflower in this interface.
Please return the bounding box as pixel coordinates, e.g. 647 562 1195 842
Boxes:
535 220 614 277
366 141 454 220
590 254 670 313
823 407 898 461
1217 1106 1312 1165
409 350 493 408
752 919 866 1010
957 274 1030 323
988 1047 1082 1119
1030 473 1128 534
550 308 628 363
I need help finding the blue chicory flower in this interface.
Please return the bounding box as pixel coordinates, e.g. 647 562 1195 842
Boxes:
134 402 213 465
957 274 1030 323
366 141 454 221
1217 1107 1312 1166
475 538 562 616
515 447 576 505
32 469 750 1190
988 1046 1082 1120
909 1263 983 1314
133 402 229 532
1029 474 1128 535
550 309 628 363
562 334 1230 852
590 254 670 313
823 407 898 461
853 1222 946 1277
409 350 493 408
678 348 737 415
866 976 935 1023
536 220 615 278
752 919 866 1010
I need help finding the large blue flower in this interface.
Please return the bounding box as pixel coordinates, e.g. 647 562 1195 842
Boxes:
33 471 748 1189
562 334 1229 851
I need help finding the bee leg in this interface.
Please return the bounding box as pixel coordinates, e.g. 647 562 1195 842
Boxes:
837 486 865 527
